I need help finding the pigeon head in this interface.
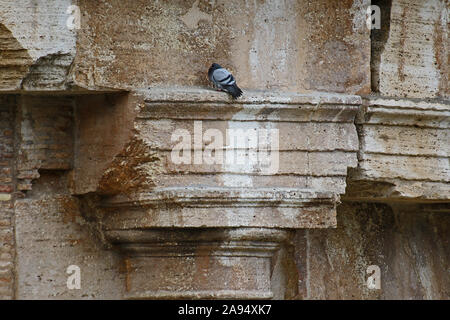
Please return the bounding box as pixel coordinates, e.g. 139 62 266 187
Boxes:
210 63 222 70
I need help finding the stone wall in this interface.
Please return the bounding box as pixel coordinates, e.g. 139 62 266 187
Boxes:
0 96 15 299
72 0 371 93
295 202 449 299
15 171 125 299
371 0 448 99
0 0 448 300
16 96 74 192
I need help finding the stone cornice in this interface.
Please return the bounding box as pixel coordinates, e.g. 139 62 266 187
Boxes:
92 88 360 230
357 96 450 128
103 187 336 207
140 87 363 105
346 96 450 201
138 88 361 123
100 187 338 229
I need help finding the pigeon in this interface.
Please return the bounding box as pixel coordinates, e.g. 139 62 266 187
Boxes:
208 63 243 98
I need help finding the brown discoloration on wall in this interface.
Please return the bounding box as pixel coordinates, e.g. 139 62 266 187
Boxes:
433 13 448 97
397 6 407 82
15 171 125 299
73 0 370 94
124 258 132 293
194 247 212 286
0 24 33 90
73 93 141 195
61 196 80 224
294 202 450 299
0 96 16 300
98 138 162 195
74 0 231 89
298 0 371 94
16 95 74 192
376 0 448 98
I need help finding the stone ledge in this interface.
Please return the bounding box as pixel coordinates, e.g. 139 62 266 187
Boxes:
127 290 273 300
357 97 450 128
347 96 450 201
100 187 338 229
140 87 363 105
103 187 336 207
139 87 360 124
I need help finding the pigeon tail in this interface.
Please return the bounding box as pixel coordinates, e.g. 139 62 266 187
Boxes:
224 84 243 99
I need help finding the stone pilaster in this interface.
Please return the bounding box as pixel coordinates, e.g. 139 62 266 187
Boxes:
84 88 361 298
105 228 291 299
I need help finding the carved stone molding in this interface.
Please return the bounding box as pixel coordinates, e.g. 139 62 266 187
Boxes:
105 227 292 299
346 97 450 202
77 88 362 298
100 187 338 229
125 88 361 227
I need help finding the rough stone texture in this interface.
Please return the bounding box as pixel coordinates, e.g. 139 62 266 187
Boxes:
16 96 74 191
101 188 339 229
372 0 448 98
105 228 292 299
14 171 125 299
0 96 16 300
0 0 371 93
73 89 360 230
346 97 450 201
0 0 77 91
298 0 371 94
72 93 141 195
0 0 448 300
68 88 362 298
0 24 33 90
72 0 370 93
294 202 450 299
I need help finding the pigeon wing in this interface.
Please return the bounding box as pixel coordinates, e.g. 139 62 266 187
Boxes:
213 68 236 85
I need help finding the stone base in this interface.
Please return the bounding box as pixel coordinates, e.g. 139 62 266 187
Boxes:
105 228 292 299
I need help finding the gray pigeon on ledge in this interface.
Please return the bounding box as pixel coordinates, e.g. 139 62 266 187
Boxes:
208 63 243 98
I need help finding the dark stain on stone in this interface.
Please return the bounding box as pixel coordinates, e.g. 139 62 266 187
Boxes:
370 0 392 92
21 53 74 90
433 15 446 97
398 5 407 83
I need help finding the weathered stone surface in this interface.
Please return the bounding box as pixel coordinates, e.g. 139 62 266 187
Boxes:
372 0 448 98
105 228 292 299
0 24 33 90
16 95 74 191
14 172 125 299
294 202 450 299
0 0 371 93
0 0 447 301
347 97 450 201
0 0 77 91
73 89 360 230
101 187 338 229
297 0 371 94
72 0 370 93
72 93 141 195
0 96 15 300
71 88 361 298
